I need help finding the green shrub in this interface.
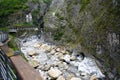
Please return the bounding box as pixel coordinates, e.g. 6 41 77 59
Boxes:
8 35 18 50
55 13 64 20
53 31 64 41
80 0 90 11
43 0 52 4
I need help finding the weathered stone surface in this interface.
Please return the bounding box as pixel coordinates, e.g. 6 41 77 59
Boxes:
90 75 98 80
70 77 81 80
50 49 56 54
42 64 51 71
48 67 62 78
27 51 38 56
40 44 51 51
57 76 65 80
56 47 61 52
63 54 71 62
33 43 41 48
28 59 39 68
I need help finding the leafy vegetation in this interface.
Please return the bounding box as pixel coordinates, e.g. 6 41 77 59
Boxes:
53 29 64 41
32 9 40 26
14 22 33 27
55 12 64 20
0 28 8 32
43 0 52 4
0 0 27 27
8 34 18 50
80 0 90 11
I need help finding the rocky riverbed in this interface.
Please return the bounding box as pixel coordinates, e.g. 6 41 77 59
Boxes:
20 36 105 80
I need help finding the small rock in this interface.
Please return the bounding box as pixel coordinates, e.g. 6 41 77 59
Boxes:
48 67 62 78
28 60 39 68
80 72 88 78
57 76 65 80
55 52 62 55
38 70 46 80
42 64 51 71
40 44 51 51
50 49 56 54
108 72 114 79
70 56 76 61
64 54 71 62
34 43 41 48
90 75 98 80
60 47 66 54
70 77 81 80
58 62 69 70
28 51 38 56
65 51 70 54
56 47 61 52
58 53 64 60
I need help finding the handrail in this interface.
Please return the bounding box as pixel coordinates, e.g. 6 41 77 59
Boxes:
0 49 17 80
0 45 42 80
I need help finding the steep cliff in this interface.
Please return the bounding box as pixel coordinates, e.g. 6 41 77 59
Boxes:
44 0 120 79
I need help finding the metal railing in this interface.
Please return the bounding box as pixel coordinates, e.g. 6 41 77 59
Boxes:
0 49 17 80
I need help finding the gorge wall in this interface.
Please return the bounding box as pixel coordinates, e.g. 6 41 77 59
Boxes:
43 0 120 79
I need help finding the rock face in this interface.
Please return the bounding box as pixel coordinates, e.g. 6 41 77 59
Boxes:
43 0 120 79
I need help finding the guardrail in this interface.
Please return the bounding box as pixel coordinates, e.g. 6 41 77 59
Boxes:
0 49 17 80
0 45 42 80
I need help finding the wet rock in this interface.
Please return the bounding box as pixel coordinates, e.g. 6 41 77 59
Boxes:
57 76 65 80
48 67 62 78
